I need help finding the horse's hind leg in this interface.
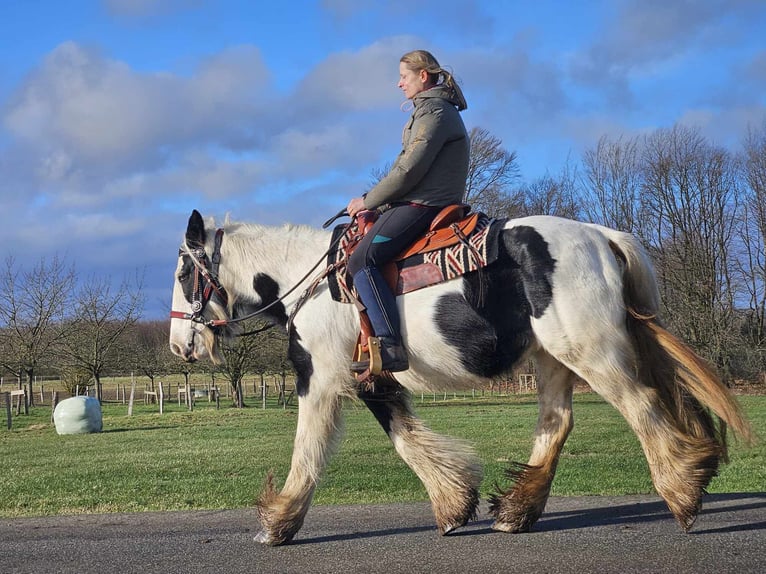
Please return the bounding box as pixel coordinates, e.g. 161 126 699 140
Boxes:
567 332 721 531
255 385 343 546
489 350 575 533
568 320 722 530
358 378 482 535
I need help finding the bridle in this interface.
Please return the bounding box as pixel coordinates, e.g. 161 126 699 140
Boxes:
169 213 353 334
169 228 230 329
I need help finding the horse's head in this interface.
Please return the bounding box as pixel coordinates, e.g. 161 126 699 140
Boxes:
169 210 236 363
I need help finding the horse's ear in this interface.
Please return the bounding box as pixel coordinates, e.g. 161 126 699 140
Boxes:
186 210 206 248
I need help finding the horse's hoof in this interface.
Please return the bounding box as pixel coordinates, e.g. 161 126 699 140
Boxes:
253 530 271 544
254 530 278 546
678 513 698 533
491 520 530 533
440 516 470 536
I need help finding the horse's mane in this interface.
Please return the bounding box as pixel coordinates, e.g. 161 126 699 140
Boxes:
200 215 330 278
214 214 322 235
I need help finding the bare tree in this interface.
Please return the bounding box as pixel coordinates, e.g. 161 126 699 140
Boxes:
737 121 766 378
367 162 393 191
125 320 175 391
0 256 74 406
57 274 144 401
519 160 582 219
464 127 522 217
641 124 740 374
217 320 269 407
582 134 645 232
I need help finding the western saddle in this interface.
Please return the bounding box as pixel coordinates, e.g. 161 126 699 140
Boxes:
348 203 480 379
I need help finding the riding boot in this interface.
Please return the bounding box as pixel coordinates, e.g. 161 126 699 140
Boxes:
350 267 409 373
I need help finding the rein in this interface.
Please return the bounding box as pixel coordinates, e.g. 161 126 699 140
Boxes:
170 218 353 335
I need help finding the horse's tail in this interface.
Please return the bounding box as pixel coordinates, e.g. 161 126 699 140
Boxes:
601 226 755 452
639 319 754 447
589 224 661 316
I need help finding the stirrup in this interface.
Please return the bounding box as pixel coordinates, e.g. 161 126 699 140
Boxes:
351 336 408 375
351 337 383 375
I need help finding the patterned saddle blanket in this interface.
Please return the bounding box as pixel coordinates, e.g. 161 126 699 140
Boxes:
327 212 505 303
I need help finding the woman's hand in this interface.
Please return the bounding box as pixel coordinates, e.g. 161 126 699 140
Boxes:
346 197 367 218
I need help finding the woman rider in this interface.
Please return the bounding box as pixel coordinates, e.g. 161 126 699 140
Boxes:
346 49 469 373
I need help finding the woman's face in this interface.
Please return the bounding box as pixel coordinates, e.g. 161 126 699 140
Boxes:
398 62 429 99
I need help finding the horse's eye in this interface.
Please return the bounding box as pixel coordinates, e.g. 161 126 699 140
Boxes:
178 272 190 282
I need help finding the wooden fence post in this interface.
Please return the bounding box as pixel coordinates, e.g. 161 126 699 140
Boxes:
158 382 164 415
4 392 10 430
262 381 266 410
15 377 28 416
51 391 59 422
128 374 136 416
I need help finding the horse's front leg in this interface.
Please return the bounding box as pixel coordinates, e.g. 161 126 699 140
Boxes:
358 377 482 535
489 350 575 532
255 382 343 546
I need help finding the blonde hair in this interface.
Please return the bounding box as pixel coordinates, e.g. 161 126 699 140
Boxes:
400 50 467 111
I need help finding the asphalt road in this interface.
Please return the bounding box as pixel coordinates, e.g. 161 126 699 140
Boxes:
2 493 764 574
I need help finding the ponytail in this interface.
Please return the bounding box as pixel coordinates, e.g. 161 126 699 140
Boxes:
440 68 468 111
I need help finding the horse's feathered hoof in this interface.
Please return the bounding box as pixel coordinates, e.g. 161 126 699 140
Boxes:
441 521 468 536
254 529 287 546
490 519 533 533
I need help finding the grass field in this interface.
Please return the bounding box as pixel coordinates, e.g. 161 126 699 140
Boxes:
1 393 763 518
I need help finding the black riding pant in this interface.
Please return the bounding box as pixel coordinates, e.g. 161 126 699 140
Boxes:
346 203 442 278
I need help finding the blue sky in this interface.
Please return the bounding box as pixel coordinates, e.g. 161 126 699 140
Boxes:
1 0 765 318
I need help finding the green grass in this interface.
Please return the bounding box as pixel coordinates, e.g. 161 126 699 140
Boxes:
1 394 763 517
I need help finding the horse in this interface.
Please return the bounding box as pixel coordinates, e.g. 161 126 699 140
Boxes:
169 209 753 546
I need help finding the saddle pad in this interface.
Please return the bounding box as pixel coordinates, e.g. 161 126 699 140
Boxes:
327 214 505 303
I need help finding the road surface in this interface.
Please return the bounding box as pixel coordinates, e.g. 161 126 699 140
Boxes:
2 493 764 573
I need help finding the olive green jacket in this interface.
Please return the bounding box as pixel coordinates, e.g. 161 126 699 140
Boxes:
363 85 469 210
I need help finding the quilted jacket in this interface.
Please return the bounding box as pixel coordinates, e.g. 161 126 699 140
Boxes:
363 85 469 210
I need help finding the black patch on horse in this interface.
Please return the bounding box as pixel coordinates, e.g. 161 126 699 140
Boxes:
502 226 556 319
178 255 196 303
434 226 556 378
357 379 409 436
252 273 289 326
288 330 313 397
252 272 312 396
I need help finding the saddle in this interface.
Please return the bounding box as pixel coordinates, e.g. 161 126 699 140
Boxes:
342 203 483 379
355 203 479 260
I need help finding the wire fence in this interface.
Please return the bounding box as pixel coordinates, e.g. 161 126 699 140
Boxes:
3 372 540 429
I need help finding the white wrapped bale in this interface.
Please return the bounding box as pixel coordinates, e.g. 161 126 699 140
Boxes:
53 396 103 435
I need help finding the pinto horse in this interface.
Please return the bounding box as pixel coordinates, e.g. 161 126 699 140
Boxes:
169 209 752 546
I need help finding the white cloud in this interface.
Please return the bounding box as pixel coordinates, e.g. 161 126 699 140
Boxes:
1 39 403 215
296 37 415 112
569 0 765 100
3 42 272 179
